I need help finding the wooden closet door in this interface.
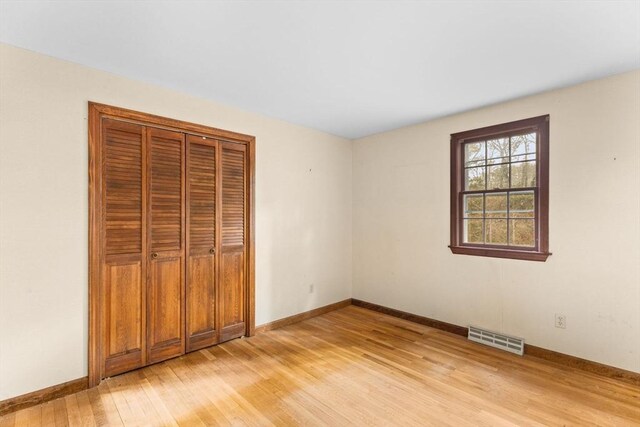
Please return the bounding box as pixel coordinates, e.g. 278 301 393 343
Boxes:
146 128 186 364
101 119 146 377
219 142 247 342
185 135 218 351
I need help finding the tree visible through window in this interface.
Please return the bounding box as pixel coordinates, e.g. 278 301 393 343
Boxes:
450 116 550 261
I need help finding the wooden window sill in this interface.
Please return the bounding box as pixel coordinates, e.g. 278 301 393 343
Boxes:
449 245 551 262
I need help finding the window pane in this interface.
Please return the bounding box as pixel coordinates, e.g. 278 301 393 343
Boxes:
511 161 536 188
485 219 507 245
510 133 536 158
487 164 509 189
463 194 484 218
465 167 485 190
465 141 485 167
509 191 534 218
487 138 509 164
485 193 507 218
464 219 484 243
510 219 535 247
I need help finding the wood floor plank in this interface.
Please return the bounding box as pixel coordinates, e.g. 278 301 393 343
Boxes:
222 338 349 426
84 387 109 426
198 346 274 426
104 376 137 426
63 394 82 426
95 382 123 426
221 339 342 426
165 357 229 426
1 305 639 426
73 391 96 426
142 363 207 426
38 402 54 426
223 339 342 426
136 374 179 427
0 412 14 427
13 404 41 427
52 397 68 426
287 319 531 426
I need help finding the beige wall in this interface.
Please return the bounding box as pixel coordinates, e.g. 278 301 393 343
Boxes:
1 41 638 401
353 70 640 373
0 43 352 400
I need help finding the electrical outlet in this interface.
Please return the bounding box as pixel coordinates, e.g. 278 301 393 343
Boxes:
309 284 314 293
555 314 566 329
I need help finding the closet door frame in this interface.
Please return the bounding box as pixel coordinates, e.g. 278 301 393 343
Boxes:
88 102 255 388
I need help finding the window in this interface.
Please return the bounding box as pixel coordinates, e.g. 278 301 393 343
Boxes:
449 115 550 261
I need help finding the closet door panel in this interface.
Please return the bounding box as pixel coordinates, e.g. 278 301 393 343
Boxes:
101 119 145 377
106 263 142 355
148 257 183 362
220 142 247 342
187 256 216 350
186 136 218 351
146 128 185 364
104 261 144 376
220 250 245 341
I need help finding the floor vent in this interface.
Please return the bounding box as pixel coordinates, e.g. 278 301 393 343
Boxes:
468 326 524 356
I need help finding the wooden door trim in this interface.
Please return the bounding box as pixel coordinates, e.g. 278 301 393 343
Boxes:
88 104 102 387
88 102 256 388
91 103 255 143
246 135 256 337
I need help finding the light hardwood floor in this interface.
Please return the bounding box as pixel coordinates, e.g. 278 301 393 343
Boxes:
2 306 639 426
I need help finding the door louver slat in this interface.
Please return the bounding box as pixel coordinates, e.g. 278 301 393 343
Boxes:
189 143 216 250
221 148 245 247
150 135 183 252
104 123 143 256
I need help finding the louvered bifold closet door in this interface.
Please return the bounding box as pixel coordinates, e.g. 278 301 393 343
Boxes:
101 119 146 377
219 142 247 342
146 128 186 364
185 135 218 351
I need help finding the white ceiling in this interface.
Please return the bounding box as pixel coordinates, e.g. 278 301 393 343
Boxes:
1 1 639 139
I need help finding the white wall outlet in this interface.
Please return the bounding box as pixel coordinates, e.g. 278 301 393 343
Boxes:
309 284 315 293
555 314 567 329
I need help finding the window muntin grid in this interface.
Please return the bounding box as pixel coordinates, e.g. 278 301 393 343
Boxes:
461 131 537 247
